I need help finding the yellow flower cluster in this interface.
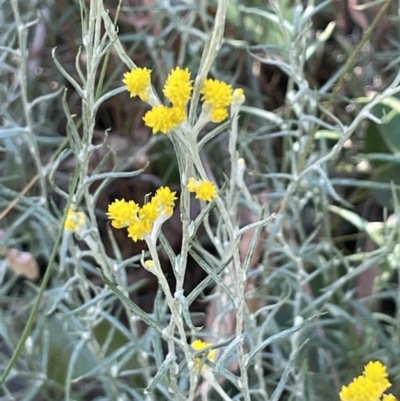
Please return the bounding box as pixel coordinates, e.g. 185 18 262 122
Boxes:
122 67 192 134
106 186 177 242
187 177 217 202
122 66 241 133
64 207 86 232
340 361 398 401
191 339 216 372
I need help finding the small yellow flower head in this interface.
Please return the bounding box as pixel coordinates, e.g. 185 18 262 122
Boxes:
163 67 193 106
107 199 140 229
122 67 152 101
152 186 177 209
143 105 186 134
210 106 229 123
191 339 216 372
127 219 152 242
65 207 86 232
339 361 397 401
187 177 217 202
201 79 233 108
151 186 177 220
200 79 233 123
139 202 160 221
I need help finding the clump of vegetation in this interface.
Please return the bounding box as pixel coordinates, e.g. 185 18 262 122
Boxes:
1 0 400 400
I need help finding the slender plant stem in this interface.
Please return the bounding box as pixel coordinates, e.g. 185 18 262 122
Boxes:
0 168 80 387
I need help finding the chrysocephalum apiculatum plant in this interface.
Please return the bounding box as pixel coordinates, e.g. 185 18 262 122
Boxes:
4 0 400 399
52 1 255 398
100 64 246 399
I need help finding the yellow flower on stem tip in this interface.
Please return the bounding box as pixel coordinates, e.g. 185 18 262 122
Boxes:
210 106 228 123
65 207 86 232
201 79 233 107
200 78 233 123
122 67 151 101
191 339 216 372
143 105 186 134
339 361 397 401
139 202 160 221
187 177 217 202
106 199 140 229
152 186 177 209
127 219 152 242
163 67 193 106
